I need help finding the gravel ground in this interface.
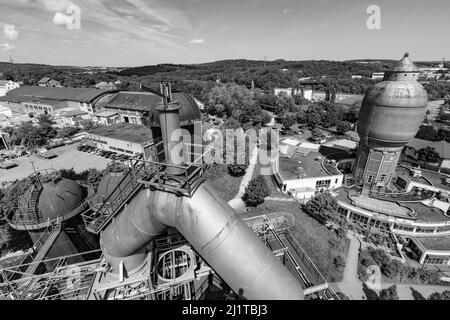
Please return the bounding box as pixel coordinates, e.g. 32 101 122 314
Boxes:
0 143 111 183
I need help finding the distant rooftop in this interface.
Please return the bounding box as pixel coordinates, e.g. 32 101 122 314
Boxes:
335 186 450 224
88 123 153 145
415 235 450 252
103 91 201 125
5 86 116 103
279 150 331 180
94 110 118 118
406 138 450 159
62 109 88 117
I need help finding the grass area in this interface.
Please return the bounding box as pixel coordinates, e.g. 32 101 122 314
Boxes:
206 164 243 202
243 200 349 283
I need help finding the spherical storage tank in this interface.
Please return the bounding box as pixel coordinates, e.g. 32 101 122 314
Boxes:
95 162 130 203
357 53 428 148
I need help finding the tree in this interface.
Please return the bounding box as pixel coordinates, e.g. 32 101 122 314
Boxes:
207 83 254 118
417 147 440 163
281 113 297 130
415 125 440 141
428 290 450 300
336 120 352 134
302 192 337 221
378 285 399 300
57 126 80 139
242 176 270 207
80 120 95 131
306 105 323 128
275 92 296 115
239 103 265 127
228 164 247 177
311 128 325 141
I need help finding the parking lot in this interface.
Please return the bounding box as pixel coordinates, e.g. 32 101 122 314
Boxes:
0 143 112 183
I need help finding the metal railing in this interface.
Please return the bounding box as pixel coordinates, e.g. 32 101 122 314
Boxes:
81 156 147 234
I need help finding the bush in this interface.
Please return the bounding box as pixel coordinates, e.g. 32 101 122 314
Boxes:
228 164 248 177
336 120 352 134
379 285 399 300
242 176 270 207
302 192 337 222
428 290 450 300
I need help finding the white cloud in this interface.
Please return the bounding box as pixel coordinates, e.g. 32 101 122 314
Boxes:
0 43 15 51
283 9 291 14
0 0 192 51
189 38 204 44
52 12 72 26
3 24 19 40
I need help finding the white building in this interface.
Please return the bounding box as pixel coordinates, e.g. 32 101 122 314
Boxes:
371 72 385 80
86 123 154 157
0 80 20 97
274 88 313 101
273 146 344 203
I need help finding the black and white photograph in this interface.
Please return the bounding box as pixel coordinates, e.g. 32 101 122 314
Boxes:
0 0 449 308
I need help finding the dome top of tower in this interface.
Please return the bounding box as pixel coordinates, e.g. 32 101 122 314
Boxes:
383 53 420 81
390 53 419 73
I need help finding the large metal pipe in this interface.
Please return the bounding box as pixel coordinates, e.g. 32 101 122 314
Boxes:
100 183 304 300
100 84 304 299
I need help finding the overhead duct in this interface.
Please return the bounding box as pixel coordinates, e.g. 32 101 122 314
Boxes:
100 83 304 300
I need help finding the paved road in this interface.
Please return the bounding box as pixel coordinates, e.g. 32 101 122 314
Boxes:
335 232 366 300
0 143 111 184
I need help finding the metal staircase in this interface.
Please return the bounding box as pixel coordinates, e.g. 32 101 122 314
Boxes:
22 219 62 277
27 181 43 221
82 143 213 235
81 159 148 235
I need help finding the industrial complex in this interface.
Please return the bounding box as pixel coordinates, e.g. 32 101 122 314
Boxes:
0 53 449 301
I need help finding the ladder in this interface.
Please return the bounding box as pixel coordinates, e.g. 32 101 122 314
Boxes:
22 219 62 277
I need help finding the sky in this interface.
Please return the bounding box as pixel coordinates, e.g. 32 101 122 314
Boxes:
0 0 448 67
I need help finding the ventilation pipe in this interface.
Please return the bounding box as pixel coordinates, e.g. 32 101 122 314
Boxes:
99 84 304 300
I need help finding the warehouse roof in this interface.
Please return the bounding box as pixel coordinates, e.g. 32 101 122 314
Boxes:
406 138 450 159
103 90 201 125
5 86 116 103
88 123 153 144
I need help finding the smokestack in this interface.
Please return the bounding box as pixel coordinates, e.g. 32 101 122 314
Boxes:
157 83 184 176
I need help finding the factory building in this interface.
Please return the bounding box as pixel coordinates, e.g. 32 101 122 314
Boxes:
0 80 20 97
86 123 154 157
99 90 201 127
37 78 62 88
0 86 118 116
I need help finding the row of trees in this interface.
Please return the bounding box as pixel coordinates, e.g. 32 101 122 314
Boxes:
2 114 57 149
206 83 272 129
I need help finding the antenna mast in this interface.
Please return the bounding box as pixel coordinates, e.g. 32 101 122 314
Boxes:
9 56 22 83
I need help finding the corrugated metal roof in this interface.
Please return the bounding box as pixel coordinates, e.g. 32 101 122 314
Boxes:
88 123 153 145
103 90 202 125
6 86 116 103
